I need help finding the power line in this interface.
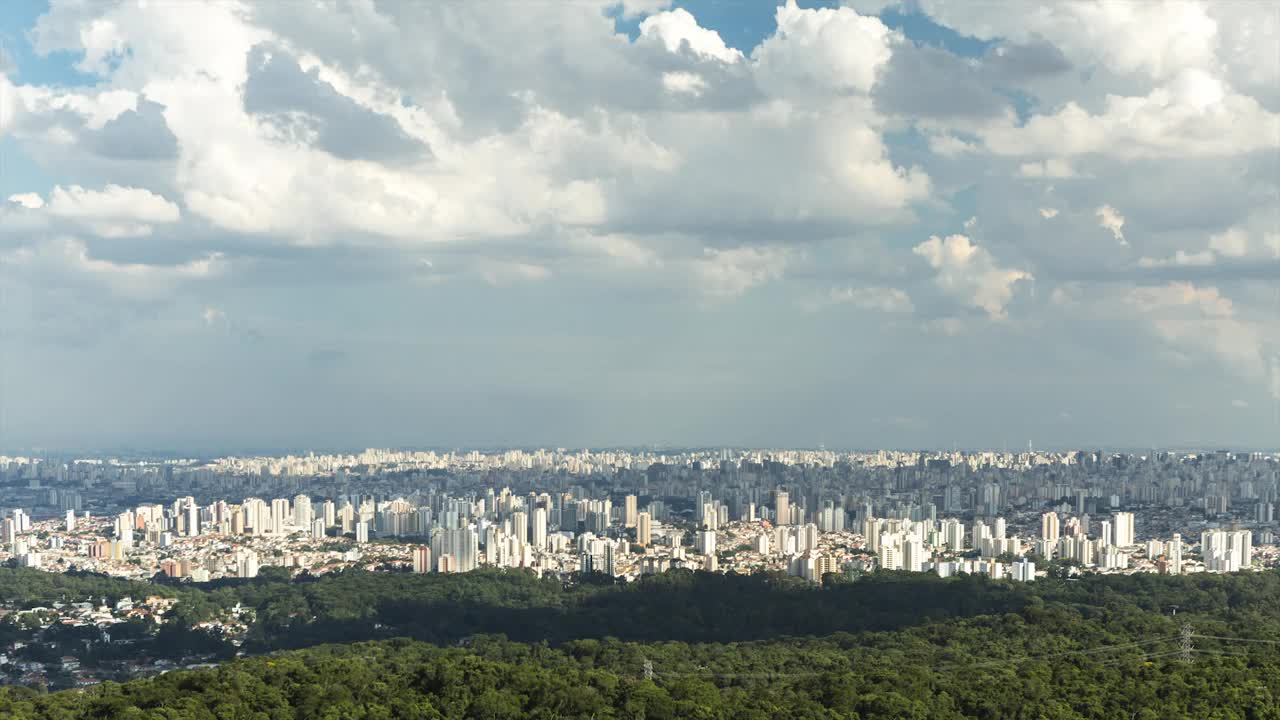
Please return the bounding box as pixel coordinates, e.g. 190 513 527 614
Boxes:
1187 632 1280 645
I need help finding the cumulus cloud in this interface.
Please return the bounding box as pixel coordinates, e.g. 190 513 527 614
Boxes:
1018 159 1076 178
661 71 707 97
1039 208 1059 219
915 0 1219 82
478 261 552 286
1 238 223 301
913 233 1032 319
1138 250 1215 268
616 0 673 20
693 246 790 298
202 307 226 325
813 286 914 313
982 70 1280 160
40 184 181 238
753 1 896 95
1125 282 1268 380
1096 204 1127 246
638 9 742 64
8 193 45 209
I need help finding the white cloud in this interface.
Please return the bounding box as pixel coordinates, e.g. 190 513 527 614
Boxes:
913 233 1031 319
202 307 226 325
616 0 673 20
753 1 896 96
1125 282 1268 380
916 0 1219 82
693 246 790 298
1231 399 1249 408
1038 208 1059 219
1 238 223 300
1018 158 1076 179
820 286 914 313
478 261 552 286
42 184 181 238
638 9 742 64
1096 204 1127 245
983 70 1280 160
8 193 45 209
661 71 707 97
1209 227 1249 258
926 133 977 157
1137 250 1215 268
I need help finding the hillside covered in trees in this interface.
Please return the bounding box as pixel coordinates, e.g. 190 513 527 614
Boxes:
2 568 1280 717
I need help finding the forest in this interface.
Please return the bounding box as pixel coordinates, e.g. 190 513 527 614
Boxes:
2 568 1279 718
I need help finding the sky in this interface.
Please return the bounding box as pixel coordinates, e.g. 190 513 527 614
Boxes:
0 0 1277 453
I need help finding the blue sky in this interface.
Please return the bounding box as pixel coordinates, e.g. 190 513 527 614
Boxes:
0 0 1277 453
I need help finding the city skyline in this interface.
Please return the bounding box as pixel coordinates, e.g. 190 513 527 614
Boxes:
2 0 1278 451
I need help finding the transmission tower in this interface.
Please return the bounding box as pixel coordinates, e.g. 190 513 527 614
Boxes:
1179 623 1194 663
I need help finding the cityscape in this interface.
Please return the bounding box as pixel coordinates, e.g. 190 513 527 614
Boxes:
3 0 1280 716
4 447 1279 686
4 448 1277 591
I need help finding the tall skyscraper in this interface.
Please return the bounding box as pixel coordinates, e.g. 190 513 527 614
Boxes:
512 511 528 544
636 511 651 546
412 546 433 574
532 507 548 549
185 501 199 538
1202 529 1251 573
294 495 313 528
776 490 790 526
624 495 638 528
697 529 716 556
1040 512 1060 543
1112 512 1135 546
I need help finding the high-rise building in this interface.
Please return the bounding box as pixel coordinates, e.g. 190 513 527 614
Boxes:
697 530 716 556
776 490 790 526
1202 529 1251 573
355 521 369 544
943 519 965 551
624 495 638 528
294 495 313 528
512 511 528 545
1112 512 1135 547
237 551 259 579
182 501 198 538
271 498 291 534
412 546 433 573
903 535 925 572
1168 534 1183 575
878 531 902 570
533 507 548 549
636 511 651 546
1040 512 1060 543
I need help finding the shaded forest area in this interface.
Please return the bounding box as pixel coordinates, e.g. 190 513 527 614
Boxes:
2 568 1280 718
